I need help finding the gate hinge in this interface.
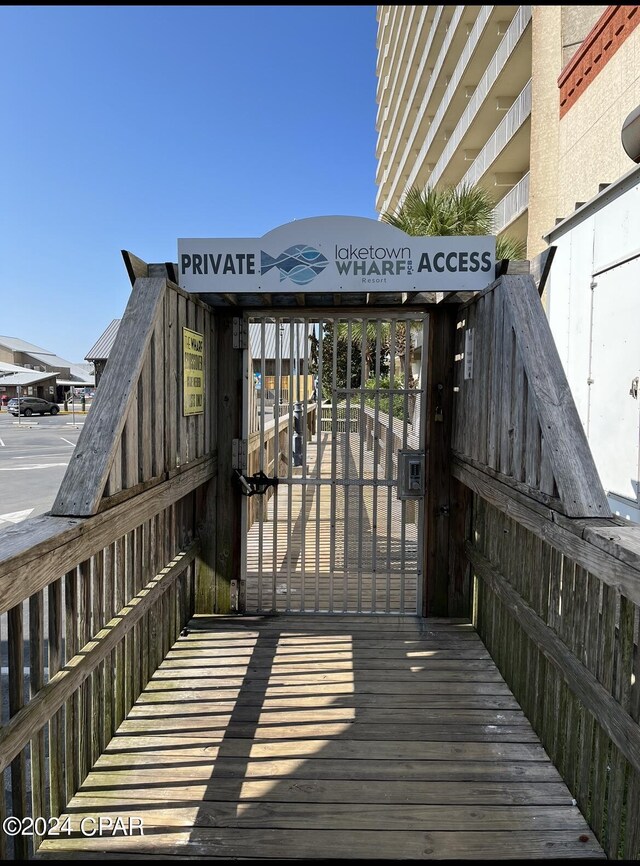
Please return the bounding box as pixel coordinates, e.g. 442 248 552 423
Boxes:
233 318 248 349
232 438 248 471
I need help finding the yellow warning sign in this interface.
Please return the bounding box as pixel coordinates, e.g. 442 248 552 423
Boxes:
183 327 204 416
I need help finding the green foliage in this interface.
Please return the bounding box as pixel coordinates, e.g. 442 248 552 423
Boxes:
320 321 362 400
496 234 526 261
365 376 407 421
382 181 526 260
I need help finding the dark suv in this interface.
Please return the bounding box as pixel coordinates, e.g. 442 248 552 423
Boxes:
7 396 59 417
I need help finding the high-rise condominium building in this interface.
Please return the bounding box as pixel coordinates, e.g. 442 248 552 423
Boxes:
374 6 612 253
376 5 640 519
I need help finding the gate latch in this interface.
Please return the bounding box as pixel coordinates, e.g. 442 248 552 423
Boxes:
234 469 279 497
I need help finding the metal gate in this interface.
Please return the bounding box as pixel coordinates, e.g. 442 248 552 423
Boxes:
241 313 428 614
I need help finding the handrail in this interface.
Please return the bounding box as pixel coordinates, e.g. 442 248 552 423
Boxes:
457 457 640 859
0 542 199 776
0 435 214 859
0 455 215 614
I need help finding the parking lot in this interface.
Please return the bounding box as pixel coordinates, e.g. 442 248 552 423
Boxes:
0 412 83 527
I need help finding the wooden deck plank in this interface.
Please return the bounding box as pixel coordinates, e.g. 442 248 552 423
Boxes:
38 616 601 860
38 828 603 859
97 722 540 742
92 739 549 763
50 802 589 831
68 779 573 805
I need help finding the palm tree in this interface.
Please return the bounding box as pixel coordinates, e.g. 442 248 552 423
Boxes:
382 182 526 260
336 321 389 382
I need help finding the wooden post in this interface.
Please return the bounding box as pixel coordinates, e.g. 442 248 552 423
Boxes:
214 314 243 613
448 476 472 616
195 477 217 613
425 306 456 616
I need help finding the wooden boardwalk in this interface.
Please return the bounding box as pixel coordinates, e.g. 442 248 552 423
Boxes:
38 615 602 860
245 429 420 614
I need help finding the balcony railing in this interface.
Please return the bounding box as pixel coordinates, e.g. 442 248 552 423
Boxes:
396 5 494 202
492 170 530 233
425 5 532 193
460 78 531 189
376 5 448 180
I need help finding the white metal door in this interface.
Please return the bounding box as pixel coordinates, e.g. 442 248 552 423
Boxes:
589 259 640 520
242 313 427 614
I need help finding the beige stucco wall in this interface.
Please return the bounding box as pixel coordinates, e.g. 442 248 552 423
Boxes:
556 34 640 220
527 5 562 258
528 5 640 256
560 5 606 66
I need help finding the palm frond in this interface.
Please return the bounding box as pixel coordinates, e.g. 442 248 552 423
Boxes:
381 182 525 263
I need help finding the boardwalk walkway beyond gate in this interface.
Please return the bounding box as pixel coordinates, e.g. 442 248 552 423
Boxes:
38 616 602 859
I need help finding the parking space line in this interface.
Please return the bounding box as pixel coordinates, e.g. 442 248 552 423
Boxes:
0 438 4 447
60 437 76 446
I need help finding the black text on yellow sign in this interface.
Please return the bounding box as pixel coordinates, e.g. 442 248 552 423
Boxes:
183 327 204 416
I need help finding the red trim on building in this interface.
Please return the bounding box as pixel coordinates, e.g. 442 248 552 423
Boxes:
558 5 640 118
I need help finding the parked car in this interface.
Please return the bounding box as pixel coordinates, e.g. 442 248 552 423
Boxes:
7 396 59 417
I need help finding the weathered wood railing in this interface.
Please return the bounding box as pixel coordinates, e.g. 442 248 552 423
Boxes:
0 254 220 858
0 461 212 858
451 273 640 858
458 462 640 859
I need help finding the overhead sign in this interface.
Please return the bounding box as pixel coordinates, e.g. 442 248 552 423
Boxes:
183 327 204 416
178 216 495 295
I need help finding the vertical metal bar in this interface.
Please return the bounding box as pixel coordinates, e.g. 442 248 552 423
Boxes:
372 320 382 612
357 315 367 613
416 315 429 616
400 316 411 612
257 318 266 611
272 317 281 611
240 314 249 613
329 321 339 613
386 318 397 612
287 321 294 611
315 318 324 612
343 318 353 612
301 317 309 610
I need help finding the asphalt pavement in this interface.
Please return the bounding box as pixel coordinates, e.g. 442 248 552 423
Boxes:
0 410 84 528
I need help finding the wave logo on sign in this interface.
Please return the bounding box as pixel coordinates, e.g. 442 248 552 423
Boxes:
260 245 328 286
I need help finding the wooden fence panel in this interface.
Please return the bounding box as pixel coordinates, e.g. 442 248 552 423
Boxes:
463 468 640 859
452 275 610 518
52 270 216 517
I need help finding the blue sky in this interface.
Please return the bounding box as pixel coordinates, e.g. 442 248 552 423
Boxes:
0 6 379 361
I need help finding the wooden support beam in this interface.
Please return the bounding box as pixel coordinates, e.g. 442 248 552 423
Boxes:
495 259 530 279
215 316 243 613
425 306 456 616
501 275 610 518
448 477 472 617
52 277 166 517
530 246 556 297
121 250 149 286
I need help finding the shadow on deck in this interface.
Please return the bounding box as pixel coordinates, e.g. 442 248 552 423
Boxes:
37 615 602 860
